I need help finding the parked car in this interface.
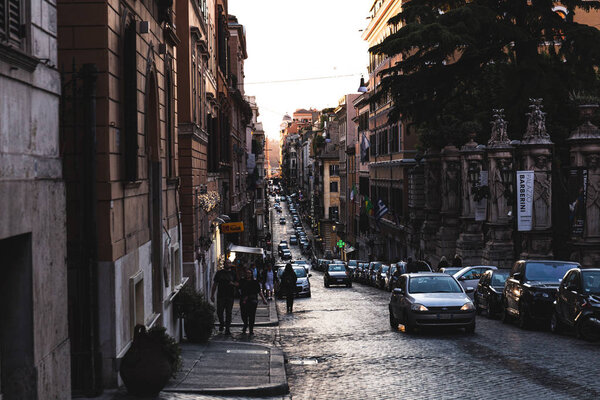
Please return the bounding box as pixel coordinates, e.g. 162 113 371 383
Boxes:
281 249 292 260
386 264 400 291
277 242 288 257
324 263 352 288
389 273 476 333
316 259 329 272
502 260 580 329
453 266 498 299
474 269 510 317
376 264 390 289
347 260 362 280
289 236 298 245
291 260 310 271
279 217 286 225
551 268 600 341
275 265 311 298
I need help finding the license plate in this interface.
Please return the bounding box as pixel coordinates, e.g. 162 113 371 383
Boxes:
337 279 344 283
437 314 452 319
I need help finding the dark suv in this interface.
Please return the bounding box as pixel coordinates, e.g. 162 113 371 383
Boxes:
502 260 580 329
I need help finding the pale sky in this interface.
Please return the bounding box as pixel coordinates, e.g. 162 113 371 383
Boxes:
229 0 370 140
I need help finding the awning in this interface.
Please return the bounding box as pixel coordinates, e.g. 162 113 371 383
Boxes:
344 246 356 253
227 244 265 256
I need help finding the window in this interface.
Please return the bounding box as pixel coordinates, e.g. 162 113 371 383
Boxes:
123 19 139 181
370 133 377 156
329 164 339 176
391 124 399 153
329 206 339 221
1 0 24 49
330 182 338 192
391 187 403 216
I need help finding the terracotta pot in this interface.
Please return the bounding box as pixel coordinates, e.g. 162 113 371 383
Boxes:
120 325 172 396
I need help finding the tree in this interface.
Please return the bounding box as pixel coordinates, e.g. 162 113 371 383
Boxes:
371 0 600 148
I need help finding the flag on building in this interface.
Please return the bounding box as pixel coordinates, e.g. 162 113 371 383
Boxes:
375 199 389 222
350 185 357 201
360 133 370 163
364 196 374 215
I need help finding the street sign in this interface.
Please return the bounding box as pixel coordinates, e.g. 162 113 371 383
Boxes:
337 239 345 248
221 222 244 234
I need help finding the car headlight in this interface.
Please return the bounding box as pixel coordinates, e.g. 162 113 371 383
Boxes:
411 304 428 312
461 302 475 311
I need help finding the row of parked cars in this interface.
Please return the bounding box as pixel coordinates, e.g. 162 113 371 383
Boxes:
385 259 600 340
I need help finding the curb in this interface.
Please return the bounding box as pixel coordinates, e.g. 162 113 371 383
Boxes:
163 344 288 397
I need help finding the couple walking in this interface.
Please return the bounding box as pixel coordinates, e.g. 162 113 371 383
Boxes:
210 263 267 335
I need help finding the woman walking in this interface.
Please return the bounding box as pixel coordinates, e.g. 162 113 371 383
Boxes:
264 265 275 300
239 268 267 335
281 263 298 313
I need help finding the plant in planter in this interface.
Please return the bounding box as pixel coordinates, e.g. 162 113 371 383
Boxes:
119 325 179 396
176 285 215 343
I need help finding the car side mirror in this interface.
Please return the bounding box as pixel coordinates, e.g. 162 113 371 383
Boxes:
465 287 475 294
308 274 312 278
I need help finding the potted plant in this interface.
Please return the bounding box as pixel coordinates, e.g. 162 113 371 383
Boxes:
176 285 215 343
119 325 180 396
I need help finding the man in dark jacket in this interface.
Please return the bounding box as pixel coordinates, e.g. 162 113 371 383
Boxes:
210 262 238 335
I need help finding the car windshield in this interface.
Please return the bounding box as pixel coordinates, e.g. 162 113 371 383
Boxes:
370 262 381 270
524 262 578 282
491 271 510 286
348 260 358 267
409 276 463 294
294 268 307 278
329 264 346 272
582 271 600 294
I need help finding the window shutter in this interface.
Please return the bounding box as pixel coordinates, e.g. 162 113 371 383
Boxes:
7 0 22 44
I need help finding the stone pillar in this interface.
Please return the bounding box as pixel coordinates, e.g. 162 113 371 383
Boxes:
519 99 554 259
436 145 461 261
568 104 600 267
483 109 515 268
455 136 485 265
421 149 441 264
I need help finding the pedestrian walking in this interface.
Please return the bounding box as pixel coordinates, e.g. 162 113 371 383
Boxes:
264 264 275 300
281 263 298 313
452 254 463 268
239 268 267 335
437 256 449 271
210 262 238 335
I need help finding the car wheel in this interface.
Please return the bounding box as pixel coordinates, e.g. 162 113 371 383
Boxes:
325 281 330 288
577 317 600 342
307 291 312 298
389 306 399 329
475 301 483 315
518 304 531 330
550 311 564 334
403 317 415 334
465 320 476 334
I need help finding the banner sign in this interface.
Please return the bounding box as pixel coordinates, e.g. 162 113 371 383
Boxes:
475 171 488 221
517 171 534 231
568 167 588 236
221 222 244 234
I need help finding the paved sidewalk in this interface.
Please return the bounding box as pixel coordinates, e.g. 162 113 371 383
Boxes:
92 299 286 399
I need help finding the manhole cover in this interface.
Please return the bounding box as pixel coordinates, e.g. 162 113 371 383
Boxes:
227 349 268 355
288 358 319 365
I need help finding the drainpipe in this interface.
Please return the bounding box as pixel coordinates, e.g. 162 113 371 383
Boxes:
81 63 103 395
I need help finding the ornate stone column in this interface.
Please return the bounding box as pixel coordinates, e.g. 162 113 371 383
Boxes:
455 135 485 265
568 104 600 267
436 145 461 260
483 109 515 268
421 148 442 264
519 99 554 259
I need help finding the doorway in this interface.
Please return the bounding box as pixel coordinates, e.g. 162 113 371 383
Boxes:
0 233 37 400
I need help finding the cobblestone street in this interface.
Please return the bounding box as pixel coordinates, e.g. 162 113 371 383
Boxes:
270 201 600 400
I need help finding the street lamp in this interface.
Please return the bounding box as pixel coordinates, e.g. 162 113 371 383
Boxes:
357 76 368 93
468 162 489 202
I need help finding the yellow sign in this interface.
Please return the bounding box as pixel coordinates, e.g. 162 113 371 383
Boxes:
221 222 244 234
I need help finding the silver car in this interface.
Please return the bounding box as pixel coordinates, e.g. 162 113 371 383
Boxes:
453 266 497 300
388 273 476 333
